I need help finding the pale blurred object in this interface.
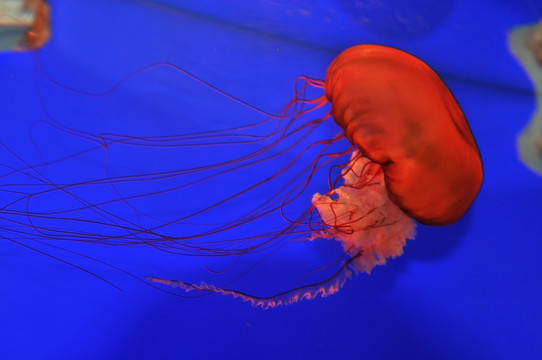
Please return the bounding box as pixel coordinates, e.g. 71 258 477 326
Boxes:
509 21 542 176
0 0 49 51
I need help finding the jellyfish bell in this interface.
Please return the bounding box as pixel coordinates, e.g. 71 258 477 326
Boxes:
325 44 483 226
4 44 482 309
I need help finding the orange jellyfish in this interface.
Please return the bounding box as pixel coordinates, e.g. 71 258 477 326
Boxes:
2 42 482 308
148 45 483 307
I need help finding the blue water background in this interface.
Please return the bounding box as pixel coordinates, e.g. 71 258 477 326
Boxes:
1 0 541 359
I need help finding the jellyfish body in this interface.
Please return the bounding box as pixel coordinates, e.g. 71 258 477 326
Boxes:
326 45 483 226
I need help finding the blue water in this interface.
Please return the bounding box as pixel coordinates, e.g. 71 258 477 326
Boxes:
1 0 541 359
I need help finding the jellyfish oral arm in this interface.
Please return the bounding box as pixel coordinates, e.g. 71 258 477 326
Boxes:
311 150 416 274
147 251 359 310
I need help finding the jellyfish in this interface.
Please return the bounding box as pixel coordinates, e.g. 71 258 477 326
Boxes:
2 45 482 309
509 20 542 175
